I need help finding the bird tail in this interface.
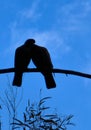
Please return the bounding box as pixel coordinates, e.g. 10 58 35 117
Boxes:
44 74 56 89
12 72 23 87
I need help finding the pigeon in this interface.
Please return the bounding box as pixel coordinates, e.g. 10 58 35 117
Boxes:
12 39 35 86
31 41 56 89
13 39 56 89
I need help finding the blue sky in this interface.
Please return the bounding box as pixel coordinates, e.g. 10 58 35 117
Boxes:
0 0 91 129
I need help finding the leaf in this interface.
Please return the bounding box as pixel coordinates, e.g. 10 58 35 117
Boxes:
10 122 21 126
66 115 74 121
39 97 51 106
40 97 51 103
36 111 41 116
13 118 24 124
29 120 37 124
23 113 27 122
39 125 47 129
28 99 30 106
40 107 50 111
44 119 57 125
44 114 57 118
12 126 20 129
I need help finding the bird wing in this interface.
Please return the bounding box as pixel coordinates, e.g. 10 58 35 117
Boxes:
14 45 31 70
32 45 53 71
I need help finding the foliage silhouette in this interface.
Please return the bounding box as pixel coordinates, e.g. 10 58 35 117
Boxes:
11 96 74 130
0 79 23 130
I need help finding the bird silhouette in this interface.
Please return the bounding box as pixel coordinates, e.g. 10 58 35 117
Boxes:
31 42 56 89
13 39 56 89
12 39 35 86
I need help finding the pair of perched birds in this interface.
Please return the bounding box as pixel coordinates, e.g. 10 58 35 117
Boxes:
12 39 56 89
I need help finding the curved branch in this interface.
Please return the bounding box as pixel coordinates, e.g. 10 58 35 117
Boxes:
0 68 91 79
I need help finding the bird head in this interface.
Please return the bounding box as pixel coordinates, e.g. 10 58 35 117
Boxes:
24 39 35 47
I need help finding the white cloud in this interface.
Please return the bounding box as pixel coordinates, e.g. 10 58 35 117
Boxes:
82 1 91 15
58 1 91 31
61 1 91 16
3 22 71 61
3 0 73 58
19 0 41 21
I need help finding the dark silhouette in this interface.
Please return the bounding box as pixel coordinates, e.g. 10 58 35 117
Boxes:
12 39 35 86
12 39 56 89
1 68 91 79
31 41 56 89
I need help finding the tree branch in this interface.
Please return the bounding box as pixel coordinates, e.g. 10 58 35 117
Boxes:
0 68 91 79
